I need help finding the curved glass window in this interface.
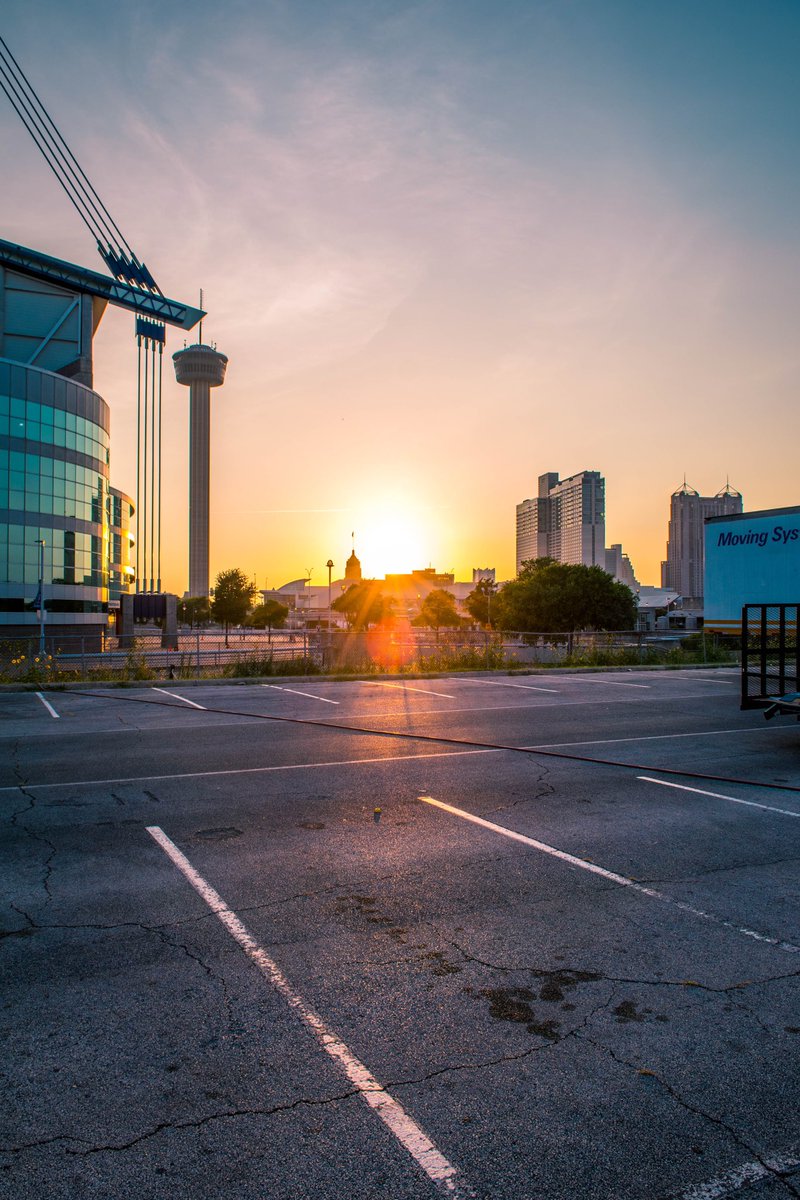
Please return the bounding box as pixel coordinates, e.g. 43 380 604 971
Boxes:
0 362 111 613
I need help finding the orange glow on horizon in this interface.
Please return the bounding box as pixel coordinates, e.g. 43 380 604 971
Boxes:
354 507 433 579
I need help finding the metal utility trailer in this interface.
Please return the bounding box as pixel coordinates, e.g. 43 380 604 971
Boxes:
741 604 800 719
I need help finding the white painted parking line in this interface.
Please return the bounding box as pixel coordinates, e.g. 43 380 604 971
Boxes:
530 726 774 750
147 826 472 1199
367 681 456 699
639 776 800 819
419 795 800 954
671 1146 800 1199
0 746 500 794
152 688 206 710
672 676 739 685
560 676 650 688
35 692 59 719
261 685 339 705
456 678 560 694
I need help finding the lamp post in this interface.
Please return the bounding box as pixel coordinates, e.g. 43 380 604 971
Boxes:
326 559 334 643
35 538 46 655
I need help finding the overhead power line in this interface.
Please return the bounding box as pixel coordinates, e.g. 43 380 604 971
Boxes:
0 35 160 293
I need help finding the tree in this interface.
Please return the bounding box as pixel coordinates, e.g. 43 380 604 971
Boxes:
246 599 289 640
332 582 391 630
412 589 462 641
496 558 637 633
178 595 210 628
211 568 257 645
464 578 497 628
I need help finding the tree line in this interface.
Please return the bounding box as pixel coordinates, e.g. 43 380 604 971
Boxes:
180 558 638 640
180 569 288 645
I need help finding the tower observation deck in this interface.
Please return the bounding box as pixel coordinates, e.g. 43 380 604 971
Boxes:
173 343 228 598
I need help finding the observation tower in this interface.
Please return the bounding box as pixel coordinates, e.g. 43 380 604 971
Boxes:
173 341 228 598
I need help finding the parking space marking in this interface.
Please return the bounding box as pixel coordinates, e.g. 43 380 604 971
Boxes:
366 682 456 699
671 1146 800 1199
455 678 560 694
639 776 800 819
147 826 472 1199
669 676 739 685
261 685 339 704
35 692 59 719
0 746 500 793
559 676 650 688
419 795 800 954
152 688 206 710
530 726 773 749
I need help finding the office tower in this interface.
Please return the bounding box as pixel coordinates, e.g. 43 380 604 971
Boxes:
173 342 228 598
0 241 135 645
516 471 605 574
661 480 742 599
605 544 638 590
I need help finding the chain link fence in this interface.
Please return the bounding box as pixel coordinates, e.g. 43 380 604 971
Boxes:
0 625 738 684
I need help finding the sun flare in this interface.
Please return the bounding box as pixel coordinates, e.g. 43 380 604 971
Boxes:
354 509 430 578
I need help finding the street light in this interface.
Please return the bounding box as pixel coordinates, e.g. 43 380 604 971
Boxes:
326 559 334 642
35 538 46 655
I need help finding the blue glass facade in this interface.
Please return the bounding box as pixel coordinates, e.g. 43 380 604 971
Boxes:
0 359 110 635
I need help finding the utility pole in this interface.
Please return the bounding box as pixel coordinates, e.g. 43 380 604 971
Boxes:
35 538 45 655
326 559 334 644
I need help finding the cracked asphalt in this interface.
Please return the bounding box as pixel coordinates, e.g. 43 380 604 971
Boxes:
1 667 800 1199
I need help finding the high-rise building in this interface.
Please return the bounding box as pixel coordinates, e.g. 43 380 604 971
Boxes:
661 480 743 599
605 544 638 591
173 342 228 598
516 470 605 574
0 242 135 646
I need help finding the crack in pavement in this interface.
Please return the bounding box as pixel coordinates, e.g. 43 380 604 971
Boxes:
579 1031 800 1198
632 850 800 887
483 761 556 816
0 911 236 1033
149 925 235 1030
8 753 57 906
443 939 800 995
0 1013 606 1160
0 1087 365 1156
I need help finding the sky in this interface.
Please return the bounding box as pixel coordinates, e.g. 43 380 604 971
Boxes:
2 0 799 591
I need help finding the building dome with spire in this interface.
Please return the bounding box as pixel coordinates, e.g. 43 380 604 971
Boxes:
345 547 362 583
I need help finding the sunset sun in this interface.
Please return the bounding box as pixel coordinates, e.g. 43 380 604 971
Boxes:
355 508 430 578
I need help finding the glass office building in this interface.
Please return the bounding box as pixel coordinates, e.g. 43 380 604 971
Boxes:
108 486 135 607
0 358 111 643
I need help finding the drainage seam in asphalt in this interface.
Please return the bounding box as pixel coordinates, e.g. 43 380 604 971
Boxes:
58 689 800 796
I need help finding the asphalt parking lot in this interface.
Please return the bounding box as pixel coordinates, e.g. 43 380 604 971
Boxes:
2 667 800 1200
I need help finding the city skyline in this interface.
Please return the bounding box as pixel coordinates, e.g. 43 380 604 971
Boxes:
2 2 798 591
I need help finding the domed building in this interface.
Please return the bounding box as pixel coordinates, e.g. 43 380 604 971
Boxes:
344 545 362 584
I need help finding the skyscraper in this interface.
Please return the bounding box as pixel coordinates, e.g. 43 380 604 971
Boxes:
0 241 135 646
516 471 605 575
661 480 742 599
